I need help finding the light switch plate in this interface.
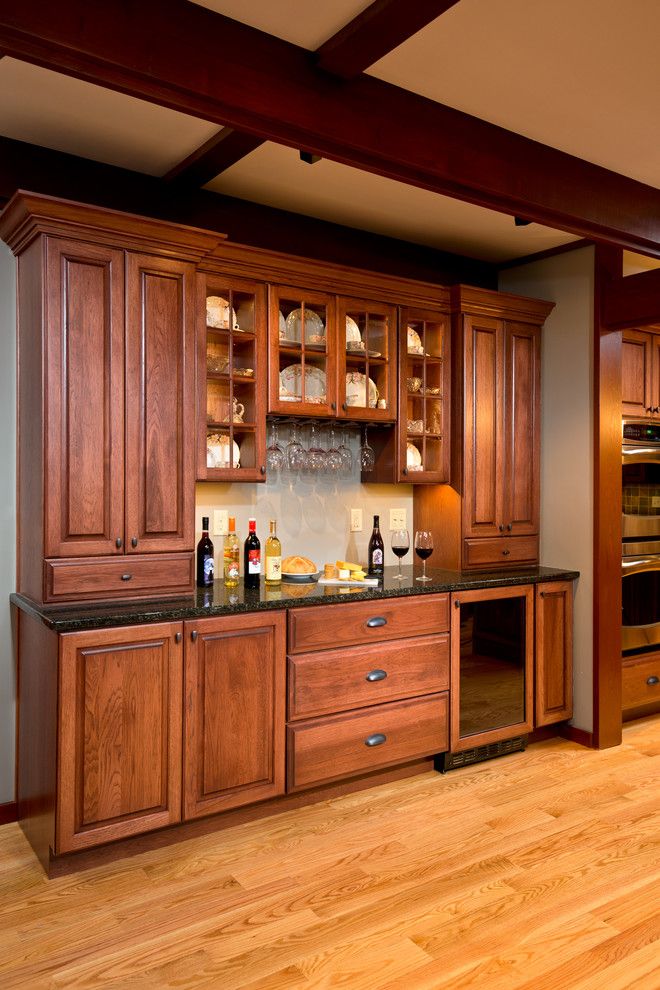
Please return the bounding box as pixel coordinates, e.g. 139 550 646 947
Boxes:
350 508 363 532
389 508 407 530
213 509 228 536
652 496 660 508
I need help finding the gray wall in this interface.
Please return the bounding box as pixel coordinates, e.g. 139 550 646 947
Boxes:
0 242 16 803
500 247 595 731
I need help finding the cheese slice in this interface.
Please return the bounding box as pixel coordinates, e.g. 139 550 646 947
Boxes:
336 560 362 572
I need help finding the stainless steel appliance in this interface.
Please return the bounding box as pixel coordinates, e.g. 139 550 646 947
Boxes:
622 420 660 655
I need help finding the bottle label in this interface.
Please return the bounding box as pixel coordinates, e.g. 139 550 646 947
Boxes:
226 557 239 580
372 549 383 566
204 557 214 581
266 556 281 581
248 549 261 574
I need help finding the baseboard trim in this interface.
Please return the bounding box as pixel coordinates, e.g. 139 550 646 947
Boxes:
0 801 18 825
558 725 594 748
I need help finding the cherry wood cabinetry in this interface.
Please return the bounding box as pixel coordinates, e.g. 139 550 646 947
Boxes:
183 612 286 820
535 581 574 726
57 623 183 854
622 327 660 418
337 296 397 421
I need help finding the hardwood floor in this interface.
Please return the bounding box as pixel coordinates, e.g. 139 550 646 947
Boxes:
1 717 659 989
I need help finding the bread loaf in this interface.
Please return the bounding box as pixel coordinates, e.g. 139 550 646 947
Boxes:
282 555 317 574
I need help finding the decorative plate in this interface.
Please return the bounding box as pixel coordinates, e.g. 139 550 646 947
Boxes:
345 372 378 408
346 315 362 344
407 325 424 355
285 307 325 344
278 310 286 340
234 300 255 333
406 442 422 468
279 364 327 404
207 296 239 331
207 433 241 469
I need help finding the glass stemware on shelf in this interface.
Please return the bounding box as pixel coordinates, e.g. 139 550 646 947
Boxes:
414 530 434 582
286 421 306 474
325 426 343 475
266 421 285 474
360 425 375 473
391 529 410 580
305 421 327 476
338 426 353 475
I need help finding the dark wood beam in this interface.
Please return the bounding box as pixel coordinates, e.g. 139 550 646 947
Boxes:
163 126 264 188
0 0 659 255
316 0 461 79
601 266 660 330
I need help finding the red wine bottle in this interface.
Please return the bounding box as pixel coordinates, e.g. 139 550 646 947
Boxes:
244 518 261 589
368 514 384 576
196 516 214 587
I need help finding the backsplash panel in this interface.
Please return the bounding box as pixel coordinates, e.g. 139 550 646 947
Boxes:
623 484 660 516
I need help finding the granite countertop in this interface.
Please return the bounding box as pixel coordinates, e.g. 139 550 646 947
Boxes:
11 565 579 633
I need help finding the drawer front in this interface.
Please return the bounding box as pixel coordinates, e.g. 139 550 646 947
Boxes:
622 655 660 711
287 593 449 654
463 535 538 568
288 633 449 720
287 693 448 791
45 553 195 602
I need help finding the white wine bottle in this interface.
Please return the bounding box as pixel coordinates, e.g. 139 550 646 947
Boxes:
265 520 282 584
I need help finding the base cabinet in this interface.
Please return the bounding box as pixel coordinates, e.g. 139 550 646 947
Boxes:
57 623 183 854
183 612 286 820
535 582 574 725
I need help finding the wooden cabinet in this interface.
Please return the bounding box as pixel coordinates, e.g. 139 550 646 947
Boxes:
622 327 660 417
197 272 268 481
622 652 660 715
183 612 286 820
57 623 183 853
535 582 573 725
337 296 397 421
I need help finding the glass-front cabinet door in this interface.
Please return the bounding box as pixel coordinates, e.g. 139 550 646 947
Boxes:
450 586 534 751
197 273 267 482
337 297 397 422
399 307 451 483
268 286 337 417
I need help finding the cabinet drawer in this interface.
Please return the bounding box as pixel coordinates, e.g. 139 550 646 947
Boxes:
622 655 660 711
287 593 449 654
463 536 538 568
288 633 449 720
45 553 194 602
287 693 448 791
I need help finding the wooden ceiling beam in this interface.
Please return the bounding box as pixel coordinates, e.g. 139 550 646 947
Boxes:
163 126 264 187
601 266 660 330
316 0 461 79
0 0 659 255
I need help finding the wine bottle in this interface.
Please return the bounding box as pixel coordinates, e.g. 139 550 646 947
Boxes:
368 514 384 576
196 516 214 587
223 516 240 587
244 518 261 589
265 519 282 585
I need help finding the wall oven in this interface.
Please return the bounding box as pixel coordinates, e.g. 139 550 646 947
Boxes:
622 419 660 655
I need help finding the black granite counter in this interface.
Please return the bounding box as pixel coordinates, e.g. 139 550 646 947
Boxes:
11 565 579 634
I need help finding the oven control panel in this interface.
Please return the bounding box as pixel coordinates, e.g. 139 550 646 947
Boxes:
623 420 660 444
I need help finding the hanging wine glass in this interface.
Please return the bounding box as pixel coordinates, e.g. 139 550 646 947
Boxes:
360 425 375 472
286 421 306 474
338 425 353 475
325 425 343 475
305 421 327 476
266 420 285 474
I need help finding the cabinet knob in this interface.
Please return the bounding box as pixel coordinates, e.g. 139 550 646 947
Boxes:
366 616 387 628
342 403 347 411
364 733 387 747
454 599 461 608
499 524 504 532
366 669 388 682
191 630 198 642
502 549 511 556
115 537 123 549
402 468 408 476
131 537 138 548
260 465 266 475
506 523 513 532
120 573 132 581
331 402 336 411
647 675 659 686
175 632 182 644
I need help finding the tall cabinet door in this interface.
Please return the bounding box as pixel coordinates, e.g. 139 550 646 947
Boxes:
44 238 125 558
535 582 573 726
125 254 196 553
57 622 183 853
463 315 505 538
504 322 540 536
184 612 286 820
621 329 652 417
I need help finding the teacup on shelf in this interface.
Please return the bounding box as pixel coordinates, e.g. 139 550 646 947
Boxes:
406 377 422 393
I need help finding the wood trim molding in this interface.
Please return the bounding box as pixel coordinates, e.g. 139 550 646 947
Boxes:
316 0 461 79
1 0 659 254
558 725 594 748
601 267 660 330
450 284 555 324
0 801 18 825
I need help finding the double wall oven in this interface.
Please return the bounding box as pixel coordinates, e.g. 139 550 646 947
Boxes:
622 419 660 655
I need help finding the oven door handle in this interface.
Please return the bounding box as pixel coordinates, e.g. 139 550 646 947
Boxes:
622 556 660 576
622 447 660 463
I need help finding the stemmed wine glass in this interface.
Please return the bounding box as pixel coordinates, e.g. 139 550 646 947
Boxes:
266 421 285 474
391 529 410 580
360 425 375 472
325 425 343 475
338 426 353 475
414 530 433 582
286 421 306 474
305 421 327 476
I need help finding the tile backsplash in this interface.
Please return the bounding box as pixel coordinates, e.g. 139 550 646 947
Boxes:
623 484 660 516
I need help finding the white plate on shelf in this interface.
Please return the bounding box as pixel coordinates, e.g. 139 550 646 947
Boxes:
206 296 239 331
278 310 286 339
285 307 325 345
345 372 378 408
407 324 424 355
279 364 327 404
346 315 362 345
406 442 422 469
207 433 241 469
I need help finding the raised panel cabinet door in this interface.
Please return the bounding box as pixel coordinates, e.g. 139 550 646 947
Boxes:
57 622 183 853
45 238 125 558
184 611 286 820
125 254 195 553
463 315 505 538
504 322 540 536
535 582 574 726
621 329 653 417
652 333 660 416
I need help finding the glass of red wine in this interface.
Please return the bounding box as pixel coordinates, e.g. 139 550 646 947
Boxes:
391 529 410 580
414 530 433 582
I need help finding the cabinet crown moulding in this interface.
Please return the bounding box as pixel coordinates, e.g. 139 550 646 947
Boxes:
450 284 555 324
0 191 226 260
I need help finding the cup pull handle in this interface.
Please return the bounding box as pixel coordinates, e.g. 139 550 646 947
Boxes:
365 733 387 747
647 675 659 686
366 669 387 682
367 616 387 628
121 573 132 581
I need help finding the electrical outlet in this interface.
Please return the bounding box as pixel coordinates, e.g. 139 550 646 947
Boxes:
350 508 363 532
389 508 407 530
213 509 228 536
652 496 660 508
